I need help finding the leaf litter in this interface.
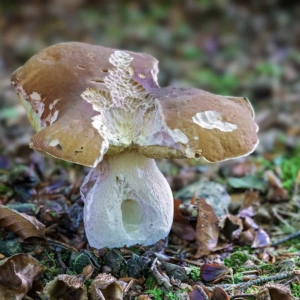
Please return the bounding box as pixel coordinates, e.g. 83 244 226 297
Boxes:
1 2 300 299
0 128 299 300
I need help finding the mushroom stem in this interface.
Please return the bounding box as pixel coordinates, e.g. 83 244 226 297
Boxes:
80 150 174 248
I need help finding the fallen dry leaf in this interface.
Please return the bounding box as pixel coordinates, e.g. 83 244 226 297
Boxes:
137 295 151 300
174 199 187 223
189 285 211 300
81 264 94 282
195 198 219 258
0 253 44 300
211 286 230 300
200 264 229 283
252 228 270 248
219 214 243 241
256 283 295 300
43 274 88 300
239 229 255 246
89 273 123 300
0 205 45 240
242 190 260 208
171 221 196 241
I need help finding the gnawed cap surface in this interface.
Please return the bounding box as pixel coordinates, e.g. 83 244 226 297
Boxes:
11 42 258 167
11 42 159 167
142 87 258 162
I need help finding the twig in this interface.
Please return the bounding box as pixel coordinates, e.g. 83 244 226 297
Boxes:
170 256 203 267
272 207 290 228
230 294 256 300
210 271 293 292
55 246 70 273
46 237 78 252
271 231 300 247
150 258 172 290
124 279 136 294
195 286 209 300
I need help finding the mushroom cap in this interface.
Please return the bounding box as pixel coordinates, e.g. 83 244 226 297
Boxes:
142 87 258 162
11 42 258 167
11 42 159 166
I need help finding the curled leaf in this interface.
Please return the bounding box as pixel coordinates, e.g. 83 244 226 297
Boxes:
43 274 88 300
219 214 243 241
252 229 270 248
211 286 230 300
81 264 95 282
256 284 295 300
200 264 229 283
195 198 219 258
0 205 45 240
89 273 123 300
172 221 196 241
189 285 211 300
0 253 44 300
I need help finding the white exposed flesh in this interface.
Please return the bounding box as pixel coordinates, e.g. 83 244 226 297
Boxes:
80 150 174 248
192 110 238 132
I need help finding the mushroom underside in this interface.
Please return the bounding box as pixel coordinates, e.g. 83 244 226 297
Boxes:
80 150 173 248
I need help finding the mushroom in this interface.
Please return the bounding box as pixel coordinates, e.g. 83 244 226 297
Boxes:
11 42 259 248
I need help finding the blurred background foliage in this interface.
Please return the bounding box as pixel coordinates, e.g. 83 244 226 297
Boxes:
0 0 300 153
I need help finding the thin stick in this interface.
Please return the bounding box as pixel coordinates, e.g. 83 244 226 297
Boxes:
46 237 78 252
272 231 300 247
210 271 293 292
150 258 172 290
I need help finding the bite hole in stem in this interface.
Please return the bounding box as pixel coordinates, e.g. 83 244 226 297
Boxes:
121 199 144 232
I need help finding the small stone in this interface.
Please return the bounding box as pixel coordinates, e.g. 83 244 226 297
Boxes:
102 265 112 273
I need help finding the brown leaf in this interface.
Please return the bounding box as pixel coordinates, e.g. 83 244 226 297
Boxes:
0 253 44 300
172 221 196 241
219 214 243 241
242 190 260 208
239 229 255 246
137 295 151 300
267 284 295 300
252 229 270 248
174 199 186 223
256 284 295 300
89 273 123 300
189 285 211 300
81 264 94 282
0 205 45 240
264 170 282 188
266 186 289 202
200 264 229 283
211 286 230 300
43 274 88 300
195 198 219 258
243 216 259 230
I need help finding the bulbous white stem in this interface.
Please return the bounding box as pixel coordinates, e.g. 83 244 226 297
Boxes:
80 150 174 248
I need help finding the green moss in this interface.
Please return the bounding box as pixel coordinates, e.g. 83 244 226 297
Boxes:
245 286 260 294
145 288 164 300
224 252 249 268
189 265 200 281
291 283 300 298
145 276 156 290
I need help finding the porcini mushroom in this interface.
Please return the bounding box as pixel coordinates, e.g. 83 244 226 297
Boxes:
11 42 259 248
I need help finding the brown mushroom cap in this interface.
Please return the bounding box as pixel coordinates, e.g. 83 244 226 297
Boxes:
11 42 258 167
140 87 258 162
11 42 159 167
